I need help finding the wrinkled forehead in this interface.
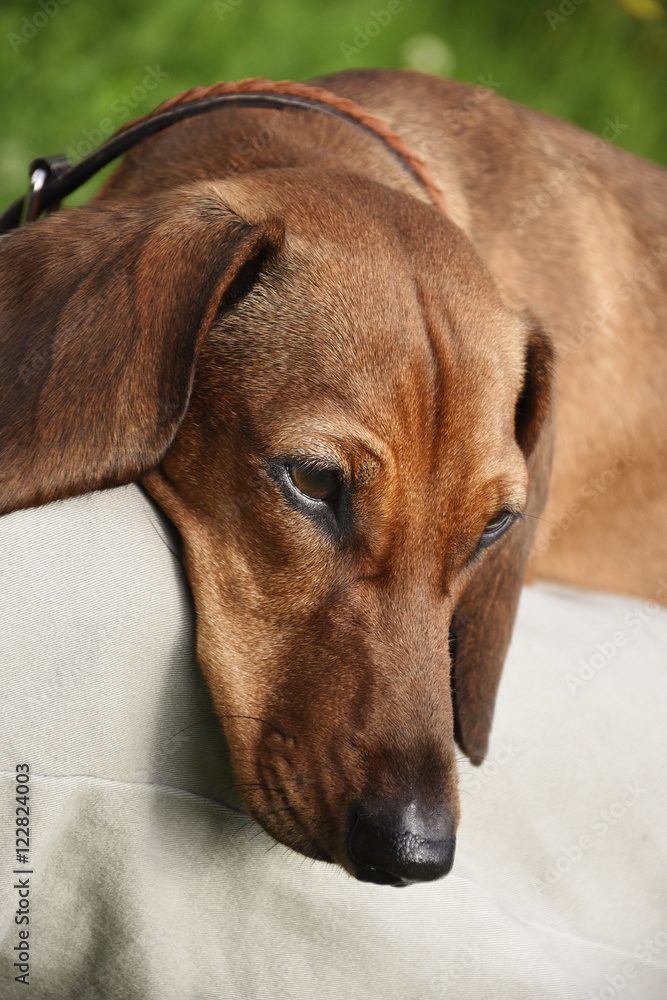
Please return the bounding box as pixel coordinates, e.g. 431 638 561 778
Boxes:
211 170 527 446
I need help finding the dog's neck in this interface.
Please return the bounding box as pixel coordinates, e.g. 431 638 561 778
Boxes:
2 79 448 234
130 80 448 213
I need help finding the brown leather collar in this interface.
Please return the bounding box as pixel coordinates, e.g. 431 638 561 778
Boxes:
0 78 447 234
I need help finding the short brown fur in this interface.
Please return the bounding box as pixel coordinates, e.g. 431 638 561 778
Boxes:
1 70 665 881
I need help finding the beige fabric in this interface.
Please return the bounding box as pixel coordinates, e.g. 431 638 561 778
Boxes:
1 484 665 999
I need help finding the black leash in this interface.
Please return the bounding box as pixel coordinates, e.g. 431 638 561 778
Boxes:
0 90 441 234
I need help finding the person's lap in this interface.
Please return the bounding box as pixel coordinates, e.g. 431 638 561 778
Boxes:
1 484 665 999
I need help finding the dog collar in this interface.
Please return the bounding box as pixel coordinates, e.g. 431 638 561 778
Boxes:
0 78 447 234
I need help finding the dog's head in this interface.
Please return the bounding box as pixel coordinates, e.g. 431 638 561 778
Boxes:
0 171 553 885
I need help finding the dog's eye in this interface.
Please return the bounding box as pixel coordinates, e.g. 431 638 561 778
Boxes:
485 510 514 533
288 464 340 502
477 510 519 551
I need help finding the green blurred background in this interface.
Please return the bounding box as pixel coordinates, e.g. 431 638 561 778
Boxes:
1 0 665 210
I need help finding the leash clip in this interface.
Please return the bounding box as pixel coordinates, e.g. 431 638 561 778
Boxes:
19 154 72 227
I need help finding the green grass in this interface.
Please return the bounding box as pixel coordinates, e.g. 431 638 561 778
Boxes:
1 0 665 210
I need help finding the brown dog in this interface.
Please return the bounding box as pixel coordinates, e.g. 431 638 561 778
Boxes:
1 70 665 887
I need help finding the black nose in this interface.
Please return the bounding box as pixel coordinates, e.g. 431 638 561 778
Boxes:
346 800 456 886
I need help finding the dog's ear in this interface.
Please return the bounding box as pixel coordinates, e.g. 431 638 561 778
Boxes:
0 186 282 516
451 323 555 763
